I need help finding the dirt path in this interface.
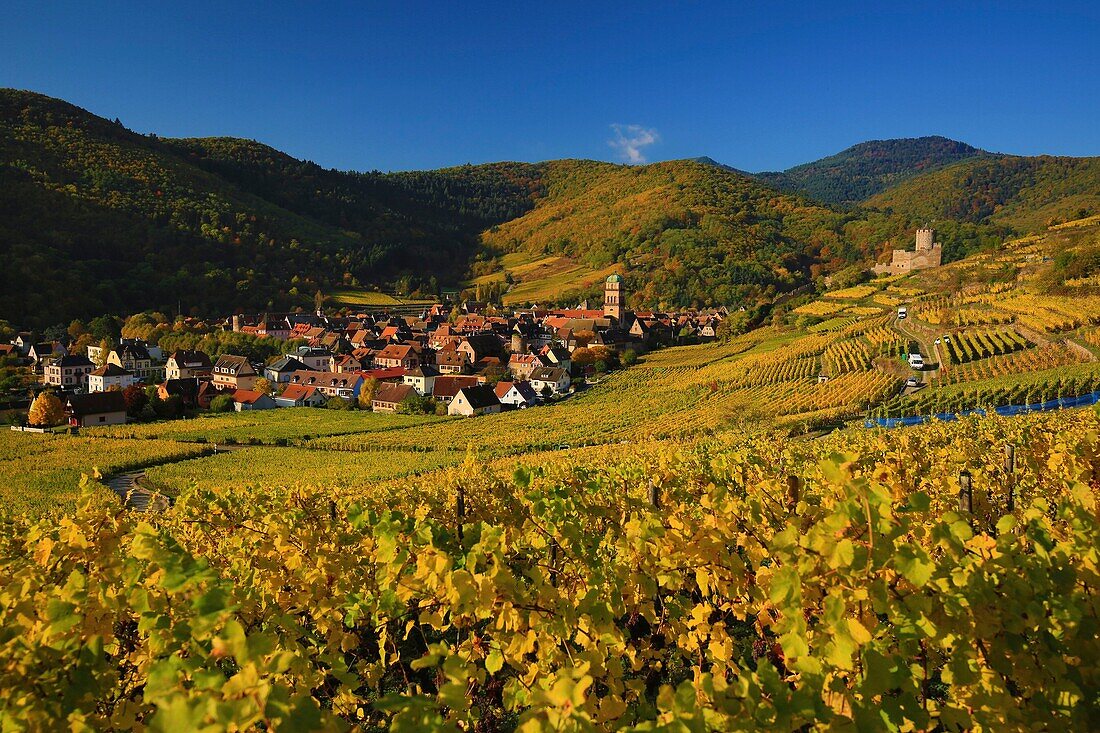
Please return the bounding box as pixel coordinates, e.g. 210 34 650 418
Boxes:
893 317 940 379
104 448 227 512
106 470 170 512
1065 339 1097 362
1015 324 1052 348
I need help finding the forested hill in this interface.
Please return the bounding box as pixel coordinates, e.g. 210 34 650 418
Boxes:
477 159 877 307
863 154 1100 231
3 89 1098 327
0 90 537 325
756 136 988 205
162 138 543 251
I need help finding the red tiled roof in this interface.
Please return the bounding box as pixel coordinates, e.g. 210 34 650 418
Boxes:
376 344 413 360
361 367 406 381
432 375 481 399
279 384 319 401
551 309 606 319
372 382 414 405
232 389 267 404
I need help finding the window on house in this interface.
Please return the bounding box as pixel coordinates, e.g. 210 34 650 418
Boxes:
98 416 106 422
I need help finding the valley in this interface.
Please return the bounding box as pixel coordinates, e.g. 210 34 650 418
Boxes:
3 90 1100 732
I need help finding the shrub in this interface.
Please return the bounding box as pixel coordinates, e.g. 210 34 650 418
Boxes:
209 394 234 413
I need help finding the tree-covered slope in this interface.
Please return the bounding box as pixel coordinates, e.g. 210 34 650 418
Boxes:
478 159 877 307
163 137 543 269
0 90 388 324
0 90 536 325
864 155 1100 232
757 136 987 205
6 89 1097 325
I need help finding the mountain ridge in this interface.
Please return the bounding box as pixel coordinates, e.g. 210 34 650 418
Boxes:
752 136 990 204
3 88 1099 327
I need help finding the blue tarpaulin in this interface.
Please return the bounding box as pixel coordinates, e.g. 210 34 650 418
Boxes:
864 391 1100 429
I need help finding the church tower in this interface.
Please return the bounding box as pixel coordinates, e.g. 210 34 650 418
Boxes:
603 274 625 322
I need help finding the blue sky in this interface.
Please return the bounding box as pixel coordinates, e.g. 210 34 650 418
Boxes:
2 2 1097 172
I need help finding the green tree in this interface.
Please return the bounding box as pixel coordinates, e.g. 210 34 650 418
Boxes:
358 378 379 410
209 394 234 413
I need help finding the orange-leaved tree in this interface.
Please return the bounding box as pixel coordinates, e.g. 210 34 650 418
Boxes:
28 392 64 427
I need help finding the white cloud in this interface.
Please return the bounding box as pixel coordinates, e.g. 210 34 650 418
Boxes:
608 123 658 164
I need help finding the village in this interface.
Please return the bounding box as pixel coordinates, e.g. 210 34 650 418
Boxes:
7 275 729 428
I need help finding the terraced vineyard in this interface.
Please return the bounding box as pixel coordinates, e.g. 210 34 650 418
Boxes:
940 328 1030 364
879 362 1100 417
939 343 1089 385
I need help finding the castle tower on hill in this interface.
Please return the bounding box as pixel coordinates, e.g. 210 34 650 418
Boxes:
873 228 943 276
915 227 935 252
603 274 625 322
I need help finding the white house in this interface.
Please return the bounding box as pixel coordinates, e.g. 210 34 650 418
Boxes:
529 366 571 396
448 384 502 417
403 365 439 396
494 380 538 409
87 363 136 393
44 354 94 389
274 384 327 408
291 347 335 372
232 389 277 411
264 356 311 384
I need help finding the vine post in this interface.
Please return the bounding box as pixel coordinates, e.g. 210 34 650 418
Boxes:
958 469 973 525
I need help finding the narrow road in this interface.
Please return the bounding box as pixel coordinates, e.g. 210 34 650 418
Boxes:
893 316 940 380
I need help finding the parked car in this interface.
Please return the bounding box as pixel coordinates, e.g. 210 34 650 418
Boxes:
905 377 920 388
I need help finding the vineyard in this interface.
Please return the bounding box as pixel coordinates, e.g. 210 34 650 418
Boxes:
2 409 1098 730
879 363 1100 417
85 408 440 445
940 328 1029 364
0 430 208 514
938 343 1089 385
5 222 1100 728
143 446 463 498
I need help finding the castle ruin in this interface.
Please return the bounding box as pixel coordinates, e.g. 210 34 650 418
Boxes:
873 228 943 276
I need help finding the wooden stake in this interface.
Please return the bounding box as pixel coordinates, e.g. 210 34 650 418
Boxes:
1004 445 1016 513
648 480 660 510
456 483 466 542
787 475 801 512
958 470 972 516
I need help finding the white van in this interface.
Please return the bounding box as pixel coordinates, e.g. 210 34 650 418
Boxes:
908 353 924 369
897 306 908 320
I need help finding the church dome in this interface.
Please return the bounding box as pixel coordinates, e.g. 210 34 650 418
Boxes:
605 274 623 284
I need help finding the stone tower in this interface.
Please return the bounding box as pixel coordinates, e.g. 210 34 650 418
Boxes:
915 228 935 252
603 274 625 322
